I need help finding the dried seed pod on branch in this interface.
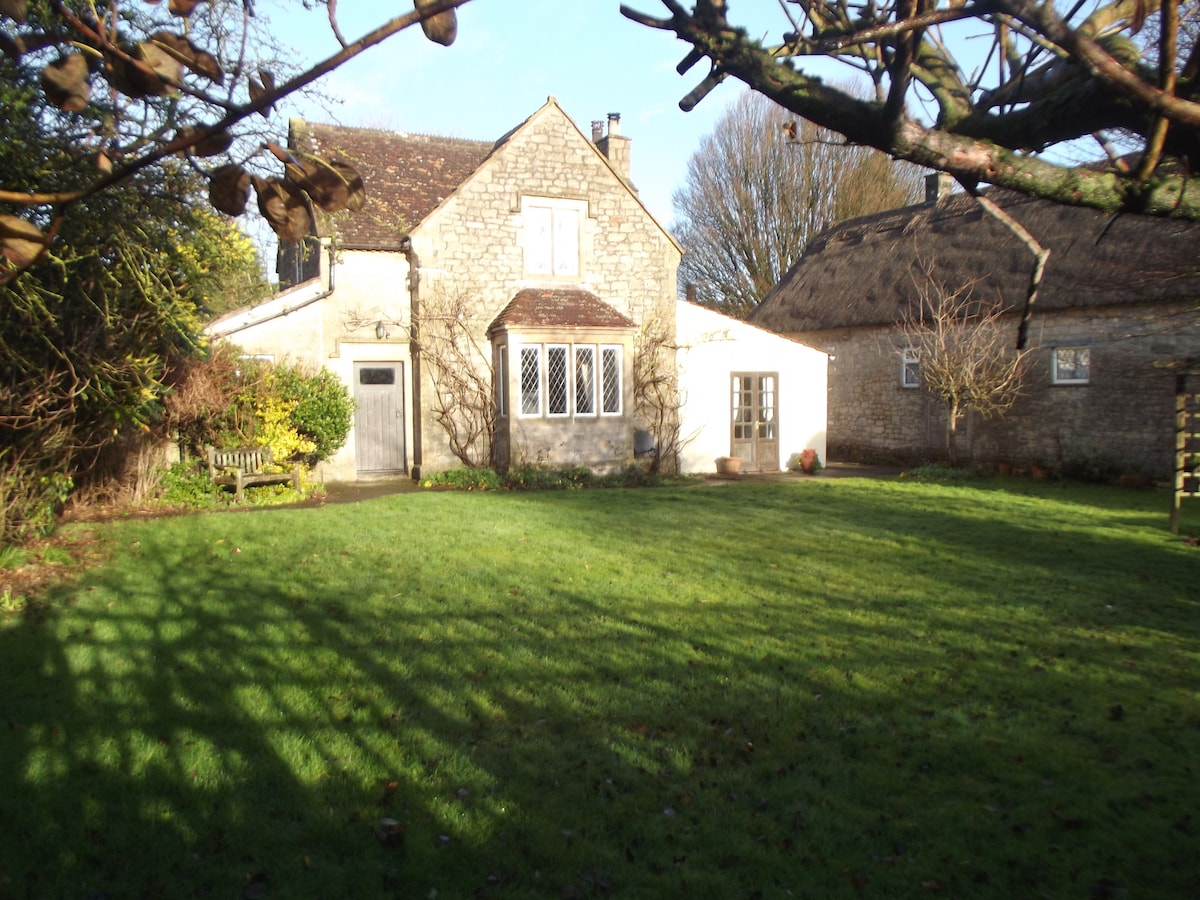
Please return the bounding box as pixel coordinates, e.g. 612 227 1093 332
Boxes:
414 0 458 46
1 0 476 270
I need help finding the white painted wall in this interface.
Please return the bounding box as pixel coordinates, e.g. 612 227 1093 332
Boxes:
675 300 827 474
206 249 417 483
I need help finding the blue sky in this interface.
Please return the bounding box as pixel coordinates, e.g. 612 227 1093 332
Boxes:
257 0 789 227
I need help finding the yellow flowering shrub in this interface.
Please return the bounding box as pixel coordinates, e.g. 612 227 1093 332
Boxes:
254 394 317 465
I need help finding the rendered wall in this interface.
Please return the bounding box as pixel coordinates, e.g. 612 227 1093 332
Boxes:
676 301 828 474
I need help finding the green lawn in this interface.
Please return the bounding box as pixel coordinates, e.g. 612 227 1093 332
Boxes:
1 477 1197 898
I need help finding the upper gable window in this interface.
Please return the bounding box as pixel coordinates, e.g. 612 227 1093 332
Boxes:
523 197 583 277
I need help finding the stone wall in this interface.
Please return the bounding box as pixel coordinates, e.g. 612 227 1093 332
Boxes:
217 102 681 480
410 103 679 473
794 303 1200 479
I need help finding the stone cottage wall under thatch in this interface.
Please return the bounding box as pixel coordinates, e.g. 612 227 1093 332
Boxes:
750 188 1200 478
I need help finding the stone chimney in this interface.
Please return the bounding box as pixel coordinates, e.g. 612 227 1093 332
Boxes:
925 171 954 204
595 112 632 185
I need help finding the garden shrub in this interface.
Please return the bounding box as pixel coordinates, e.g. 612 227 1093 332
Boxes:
423 467 502 491
506 465 593 490
253 390 318 466
157 460 228 507
170 349 353 466
1 459 73 543
423 463 683 492
1059 450 1124 485
275 365 354 462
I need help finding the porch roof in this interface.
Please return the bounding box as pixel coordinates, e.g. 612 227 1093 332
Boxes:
487 288 635 336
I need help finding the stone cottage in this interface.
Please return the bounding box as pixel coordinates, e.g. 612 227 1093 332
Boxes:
749 177 1200 479
208 98 828 480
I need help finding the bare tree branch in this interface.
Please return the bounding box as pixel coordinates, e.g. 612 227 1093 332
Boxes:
622 0 1200 220
899 266 1033 463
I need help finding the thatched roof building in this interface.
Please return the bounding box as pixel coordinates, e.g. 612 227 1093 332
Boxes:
749 186 1200 333
746 180 1200 479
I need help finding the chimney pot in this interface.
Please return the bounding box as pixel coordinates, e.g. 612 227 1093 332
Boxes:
595 111 632 185
925 172 954 204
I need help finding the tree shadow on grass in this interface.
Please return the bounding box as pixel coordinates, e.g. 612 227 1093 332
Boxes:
1 481 1197 898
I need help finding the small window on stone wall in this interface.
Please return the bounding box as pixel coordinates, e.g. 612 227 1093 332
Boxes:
601 346 622 415
575 346 596 415
1052 346 1090 384
902 348 921 388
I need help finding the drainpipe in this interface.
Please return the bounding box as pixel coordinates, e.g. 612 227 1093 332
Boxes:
210 240 336 339
401 236 423 481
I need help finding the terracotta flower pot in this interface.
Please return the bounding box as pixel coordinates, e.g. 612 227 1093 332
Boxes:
716 456 742 476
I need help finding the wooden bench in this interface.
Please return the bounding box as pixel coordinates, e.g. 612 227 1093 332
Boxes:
206 447 301 502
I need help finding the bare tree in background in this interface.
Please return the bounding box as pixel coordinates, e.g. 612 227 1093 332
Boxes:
674 91 922 318
622 1 1200 222
899 270 1032 464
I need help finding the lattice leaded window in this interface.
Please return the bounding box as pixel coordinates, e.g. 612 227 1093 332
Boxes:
575 346 596 415
514 342 624 419
601 346 621 414
520 347 540 415
547 345 569 416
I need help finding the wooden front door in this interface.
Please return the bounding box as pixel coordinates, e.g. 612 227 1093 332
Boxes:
354 362 406 475
731 372 779 473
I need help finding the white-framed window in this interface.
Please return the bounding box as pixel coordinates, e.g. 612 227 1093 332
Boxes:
600 345 622 415
523 197 582 277
1052 346 1091 384
519 346 541 415
495 344 508 418
902 347 921 388
575 346 596 416
515 342 624 419
547 344 570 417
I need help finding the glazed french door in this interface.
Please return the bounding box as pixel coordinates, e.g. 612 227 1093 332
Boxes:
731 372 779 473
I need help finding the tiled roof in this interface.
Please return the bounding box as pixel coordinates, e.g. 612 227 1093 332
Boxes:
290 119 497 248
488 289 635 334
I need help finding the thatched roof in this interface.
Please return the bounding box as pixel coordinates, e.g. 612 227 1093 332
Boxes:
289 119 498 250
749 189 1200 333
